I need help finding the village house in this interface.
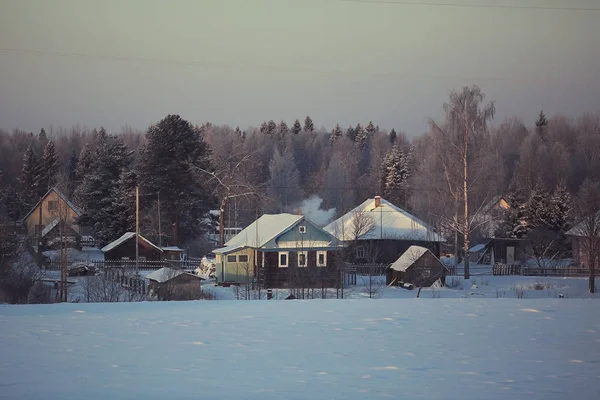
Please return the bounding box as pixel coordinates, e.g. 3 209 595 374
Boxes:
212 213 341 288
20 187 86 249
146 267 204 301
324 196 446 264
468 238 529 265
386 246 449 287
101 232 163 261
566 218 597 268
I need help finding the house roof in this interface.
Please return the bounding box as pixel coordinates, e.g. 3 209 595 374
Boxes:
469 243 487 253
566 213 600 237
389 246 429 272
160 246 184 252
146 267 184 283
101 232 163 253
21 187 82 222
324 197 445 242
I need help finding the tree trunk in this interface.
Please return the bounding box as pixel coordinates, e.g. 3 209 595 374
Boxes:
219 197 228 247
590 266 595 293
463 130 470 280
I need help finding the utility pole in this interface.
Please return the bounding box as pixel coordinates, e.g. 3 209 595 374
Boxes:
157 191 162 248
135 186 139 276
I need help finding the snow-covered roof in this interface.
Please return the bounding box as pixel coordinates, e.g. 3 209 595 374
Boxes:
160 246 184 252
146 267 185 283
389 246 429 272
21 187 82 221
101 232 163 253
213 214 303 254
566 213 600 237
469 244 487 253
324 197 445 242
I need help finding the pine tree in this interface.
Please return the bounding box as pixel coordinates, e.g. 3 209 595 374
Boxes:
354 123 367 148
380 144 410 208
37 128 48 152
389 129 397 144
136 114 213 245
291 119 302 135
19 145 41 207
38 140 59 196
259 121 268 134
303 116 314 132
550 181 572 233
330 124 343 145
235 126 242 137
266 120 277 135
527 182 553 229
77 133 129 245
67 149 78 196
278 121 289 136
502 185 529 238
109 170 137 240
365 121 376 135
74 143 94 200
346 125 356 142
535 110 548 143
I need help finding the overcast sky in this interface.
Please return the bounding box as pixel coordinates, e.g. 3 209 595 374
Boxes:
0 0 598 136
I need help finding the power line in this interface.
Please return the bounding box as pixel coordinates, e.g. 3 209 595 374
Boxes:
339 0 600 11
0 47 571 84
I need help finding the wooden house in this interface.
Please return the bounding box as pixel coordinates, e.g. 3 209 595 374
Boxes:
161 246 185 261
386 246 448 287
567 219 598 267
468 238 529 265
20 187 84 248
324 196 445 264
146 267 204 301
101 232 163 261
212 213 341 288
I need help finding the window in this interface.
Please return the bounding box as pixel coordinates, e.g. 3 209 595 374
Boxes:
422 269 431 278
355 246 365 259
317 251 327 267
297 251 308 267
226 255 237 263
238 255 249 263
48 201 58 212
279 252 289 268
299 225 306 234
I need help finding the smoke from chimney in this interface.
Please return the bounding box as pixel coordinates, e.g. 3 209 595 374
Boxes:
375 196 381 207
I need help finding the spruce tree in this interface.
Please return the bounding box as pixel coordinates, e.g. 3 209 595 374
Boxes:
266 120 277 135
278 121 289 136
235 126 242 137
354 123 367 148
502 185 529 238
380 144 410 208
266 147 302 212
259 121 268 134
291 119 302 135
67 149 78 196
38 140 59 196
19 145 41 207
303 116 314 132
535 110 548 143
526 182 553 229
74 143 94 202
37 128 48 153
346 125 356 142
365 121 376 135
550 181 572 233
389 129 397 144
136 114 213 244
330 124 343 145
109 170 137 240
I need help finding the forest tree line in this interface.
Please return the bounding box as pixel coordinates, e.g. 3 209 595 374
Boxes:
1 86 599 265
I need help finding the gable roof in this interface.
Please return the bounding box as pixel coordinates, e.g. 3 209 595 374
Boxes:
101 232 163 253
566 213 600 237
324 197 445 242
21 187 82 222
389 246 444 272
146 267 185 283
213 214 302 254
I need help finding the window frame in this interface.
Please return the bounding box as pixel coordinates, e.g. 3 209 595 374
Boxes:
297 251 308 267
355 246 365 259
48 201 58 212
238 254 249 263
226 255 237 263
299 225 306 234
317 251 327 267
278 251 289 268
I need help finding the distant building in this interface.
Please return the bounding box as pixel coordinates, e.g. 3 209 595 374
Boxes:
386 246 449 287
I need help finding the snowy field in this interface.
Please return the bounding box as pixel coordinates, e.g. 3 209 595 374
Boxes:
1 299 599 399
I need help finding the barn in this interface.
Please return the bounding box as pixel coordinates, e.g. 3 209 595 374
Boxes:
386 246 448 287
146 267 204 301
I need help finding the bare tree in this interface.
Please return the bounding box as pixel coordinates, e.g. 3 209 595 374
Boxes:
571 179 600 293
429 85 496 279
360 241 384 299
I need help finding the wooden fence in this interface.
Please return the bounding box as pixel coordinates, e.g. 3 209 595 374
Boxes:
95 260 200 271
104 268 146 294
351 263 389 276
492 263 522 276
493 263 592 277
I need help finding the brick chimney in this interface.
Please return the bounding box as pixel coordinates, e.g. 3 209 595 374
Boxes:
374 196 381 207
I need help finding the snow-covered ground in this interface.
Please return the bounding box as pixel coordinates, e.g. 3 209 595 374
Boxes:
1 299 599 399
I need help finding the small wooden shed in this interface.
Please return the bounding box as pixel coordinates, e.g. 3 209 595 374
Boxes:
146 267 204 301
386 246 448 287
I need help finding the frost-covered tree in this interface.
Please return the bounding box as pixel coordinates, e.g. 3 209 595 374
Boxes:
235 126 242 137
303 116 314 132
535 110 548 142
259 121 268 134
19 145 41 207
37 128 48 153
266 147 302 211
77 133 129 245
136 114 213 245
109 170 137 240
389 129 397 144
550 181 572 233
329 124 343 145
291 119 302 135
526 182 554 229
74 143 94 192
66 149 78 196
354 123 367 148
571 179 600 293
278 120 289 136
321 152 352 211
365 121 376 135
380 144 410 209
266 120 277 135
37 140 59 196
346 125 355 142
500 184 529 238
